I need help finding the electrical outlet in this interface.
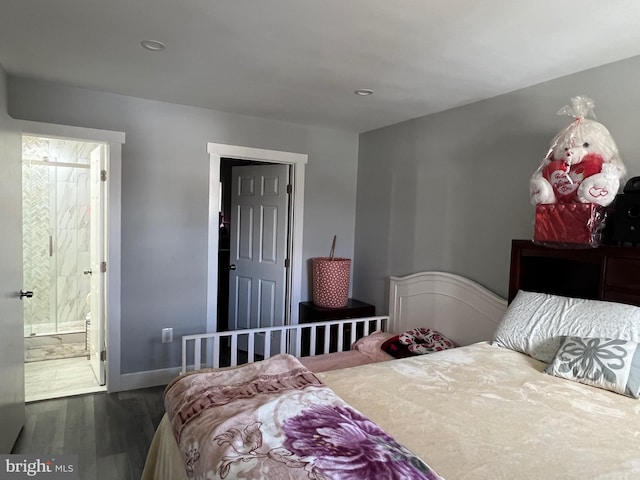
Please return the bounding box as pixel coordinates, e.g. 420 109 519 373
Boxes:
162 327 173 343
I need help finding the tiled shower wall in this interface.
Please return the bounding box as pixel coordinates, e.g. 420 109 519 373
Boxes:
23 143 92 336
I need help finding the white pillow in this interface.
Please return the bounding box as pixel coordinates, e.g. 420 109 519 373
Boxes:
492 290 640 363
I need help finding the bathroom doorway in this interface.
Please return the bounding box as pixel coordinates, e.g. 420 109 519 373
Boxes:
21 134 107 401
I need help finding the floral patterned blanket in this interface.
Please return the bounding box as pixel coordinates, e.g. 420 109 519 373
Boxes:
164 354 443 480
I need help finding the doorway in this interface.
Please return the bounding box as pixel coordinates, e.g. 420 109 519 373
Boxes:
207 143 308 342
21 134 107 401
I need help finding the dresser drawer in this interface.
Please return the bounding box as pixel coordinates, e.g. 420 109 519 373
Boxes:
605 257 640 291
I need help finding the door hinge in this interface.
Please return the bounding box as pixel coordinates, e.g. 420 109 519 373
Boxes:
101 261 107 273
284 258 290 268
101 170 107 181
100 350 107 362
286 184 292 194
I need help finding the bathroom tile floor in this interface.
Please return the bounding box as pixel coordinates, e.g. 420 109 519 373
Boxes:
25 341 88 362
25 357 106 403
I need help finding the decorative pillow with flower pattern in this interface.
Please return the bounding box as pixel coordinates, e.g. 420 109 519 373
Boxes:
544 336 640 398
381 328 456 359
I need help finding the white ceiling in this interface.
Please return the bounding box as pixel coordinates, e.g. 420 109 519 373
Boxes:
1 0 640 133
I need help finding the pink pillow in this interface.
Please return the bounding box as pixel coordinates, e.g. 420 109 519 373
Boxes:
351 331 396 361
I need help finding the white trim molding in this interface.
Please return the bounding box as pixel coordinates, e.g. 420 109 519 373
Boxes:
118 367 182 392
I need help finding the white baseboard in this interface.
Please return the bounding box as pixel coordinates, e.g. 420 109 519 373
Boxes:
113 366 181 392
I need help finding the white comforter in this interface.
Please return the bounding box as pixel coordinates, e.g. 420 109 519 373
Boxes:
320 342 640 480
143 342 640 479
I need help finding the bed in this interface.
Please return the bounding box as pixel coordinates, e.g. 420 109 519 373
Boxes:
143 244 640 479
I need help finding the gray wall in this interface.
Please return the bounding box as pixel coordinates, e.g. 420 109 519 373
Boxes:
354 55 640 312
8 77 359 374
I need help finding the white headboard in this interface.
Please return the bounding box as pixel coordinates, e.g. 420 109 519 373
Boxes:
388 271 508 346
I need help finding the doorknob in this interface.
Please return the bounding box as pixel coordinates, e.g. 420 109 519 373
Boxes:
229 264 237 271
20 290 34 299
84 270 92 275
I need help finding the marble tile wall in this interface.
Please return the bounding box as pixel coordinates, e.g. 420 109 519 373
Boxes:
53 164 91 332
22 163 51 336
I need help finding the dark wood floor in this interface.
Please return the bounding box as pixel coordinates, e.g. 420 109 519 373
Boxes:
11 385 166 480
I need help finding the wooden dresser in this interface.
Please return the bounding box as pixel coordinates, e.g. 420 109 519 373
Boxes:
509 239 640 307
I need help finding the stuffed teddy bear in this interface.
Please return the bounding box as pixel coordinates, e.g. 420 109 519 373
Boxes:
530 96 626 207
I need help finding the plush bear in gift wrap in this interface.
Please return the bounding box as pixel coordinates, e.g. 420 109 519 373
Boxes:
530 96 626 207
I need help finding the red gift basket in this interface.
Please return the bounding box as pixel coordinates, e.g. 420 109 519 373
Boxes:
534 203 607 247
530 96 625 247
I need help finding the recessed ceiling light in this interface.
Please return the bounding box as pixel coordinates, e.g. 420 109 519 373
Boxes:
354 89 374 96
141 40 166 52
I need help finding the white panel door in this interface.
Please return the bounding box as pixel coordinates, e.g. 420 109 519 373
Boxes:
89 146 106 385
229 164 289 354
0 122 24 452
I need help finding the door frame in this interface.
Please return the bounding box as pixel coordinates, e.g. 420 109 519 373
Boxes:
88 144 107 385
20 120 125 391
206 143 307 331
